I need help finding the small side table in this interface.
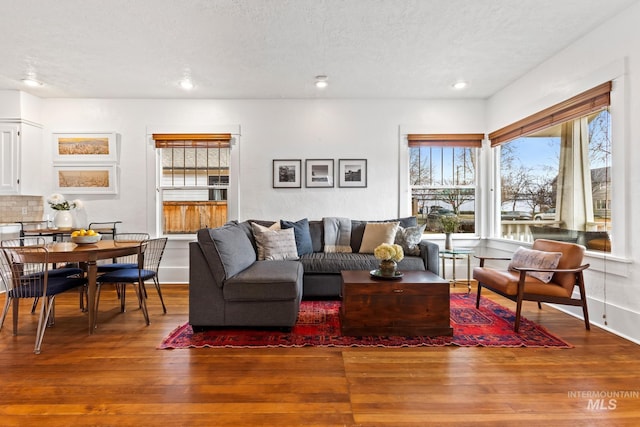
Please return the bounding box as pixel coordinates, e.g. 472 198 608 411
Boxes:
440 248 474 294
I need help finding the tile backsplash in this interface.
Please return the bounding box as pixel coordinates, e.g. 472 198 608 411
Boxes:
0 195 44 223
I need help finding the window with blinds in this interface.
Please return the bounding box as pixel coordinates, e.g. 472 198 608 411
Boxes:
153 134 231 234
491 82 612 251
408 134 483 234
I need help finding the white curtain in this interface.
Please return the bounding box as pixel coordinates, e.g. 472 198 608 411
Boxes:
557 117 594 230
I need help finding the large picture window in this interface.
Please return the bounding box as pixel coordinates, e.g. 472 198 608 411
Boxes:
408 134 482 234
491 82 612 252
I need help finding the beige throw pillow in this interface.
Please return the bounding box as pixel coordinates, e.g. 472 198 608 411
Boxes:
359 221 400 253
250 222 298 261
250 222 281 259
508 246 562 283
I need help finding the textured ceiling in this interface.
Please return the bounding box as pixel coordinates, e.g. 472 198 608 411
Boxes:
0 0 637 99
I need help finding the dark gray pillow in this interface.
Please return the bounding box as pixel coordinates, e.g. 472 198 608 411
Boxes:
209 223 256 278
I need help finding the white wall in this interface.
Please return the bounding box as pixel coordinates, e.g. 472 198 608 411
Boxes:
38 98 485 283
486 1 640 343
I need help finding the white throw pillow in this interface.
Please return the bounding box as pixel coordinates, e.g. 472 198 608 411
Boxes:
508 246 562 283
359 221 400 254
251 222 298 261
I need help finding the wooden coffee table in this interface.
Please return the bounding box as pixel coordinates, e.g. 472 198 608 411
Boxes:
340 270 453 337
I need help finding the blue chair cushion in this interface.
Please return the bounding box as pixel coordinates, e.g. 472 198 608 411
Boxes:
11 276 87 298
97 269 156 283
97 263 138 272
20 267 84 280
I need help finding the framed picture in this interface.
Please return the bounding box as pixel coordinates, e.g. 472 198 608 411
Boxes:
338 159 367 188
305 159 334 188
53 164 118 194
273 159 302 188
52 132 118 163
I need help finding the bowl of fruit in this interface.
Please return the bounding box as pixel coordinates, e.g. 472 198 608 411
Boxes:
71 229 102 244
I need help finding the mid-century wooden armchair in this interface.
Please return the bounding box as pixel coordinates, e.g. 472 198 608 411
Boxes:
473 239 590 332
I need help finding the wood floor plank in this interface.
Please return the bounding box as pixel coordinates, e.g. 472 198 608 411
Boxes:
0 284 639 426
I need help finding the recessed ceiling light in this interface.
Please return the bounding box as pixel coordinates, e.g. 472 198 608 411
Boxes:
180 78 194 90
315 75 328 89
22 77 43 87
452 81 468 90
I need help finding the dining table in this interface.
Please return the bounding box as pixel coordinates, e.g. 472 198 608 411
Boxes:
41 240 141 334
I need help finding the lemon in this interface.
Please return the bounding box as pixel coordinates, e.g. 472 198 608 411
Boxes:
71 230 80 237
87 229 96 236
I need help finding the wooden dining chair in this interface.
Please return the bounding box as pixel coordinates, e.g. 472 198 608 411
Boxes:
0 241 87 354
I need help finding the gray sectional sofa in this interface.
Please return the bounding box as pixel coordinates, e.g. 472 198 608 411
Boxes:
189 216 439 329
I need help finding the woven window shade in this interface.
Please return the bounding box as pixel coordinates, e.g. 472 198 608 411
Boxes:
407 134 484 148
153 133 231 148
489 81 612 146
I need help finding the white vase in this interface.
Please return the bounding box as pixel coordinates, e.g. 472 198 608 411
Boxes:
445 233 453 250
54 210 73 229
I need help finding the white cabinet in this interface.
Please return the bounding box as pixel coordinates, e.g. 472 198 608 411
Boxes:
0 125 20 194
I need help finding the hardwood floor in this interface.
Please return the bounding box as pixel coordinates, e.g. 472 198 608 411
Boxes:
1 283 639 426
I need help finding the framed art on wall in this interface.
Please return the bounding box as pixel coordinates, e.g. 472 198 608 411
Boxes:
338 159 367 188
305 159 334 188
52 132 118 163
273 159 302 188
53 164 118 194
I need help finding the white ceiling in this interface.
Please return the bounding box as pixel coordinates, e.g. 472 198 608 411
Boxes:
1 0 637 99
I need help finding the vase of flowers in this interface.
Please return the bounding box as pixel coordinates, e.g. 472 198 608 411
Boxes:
440 215 460 250
374 243 405 277
47 193 81 229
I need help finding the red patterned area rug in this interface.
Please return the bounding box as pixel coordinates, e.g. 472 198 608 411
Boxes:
159 294 572 349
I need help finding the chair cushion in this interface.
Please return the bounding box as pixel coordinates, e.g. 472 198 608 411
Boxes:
97 269 156 283
21 267 84 280
473 267 572 298
508 246 562 283
11 276 86 298
97 263 138 272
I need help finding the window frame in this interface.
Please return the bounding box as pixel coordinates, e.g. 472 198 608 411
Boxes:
404 133 483 236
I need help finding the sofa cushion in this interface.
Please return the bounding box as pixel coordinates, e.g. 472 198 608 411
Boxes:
395 223 426 256
308 220 324 252
508 246 562 283
205 223 257 279
299 252 425 274
251 223 299 261
223 261 302 301
359 221 400 253
350 216 418 252
280 218 313 256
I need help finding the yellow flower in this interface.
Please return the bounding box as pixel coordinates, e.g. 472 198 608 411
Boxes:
374 243 404 262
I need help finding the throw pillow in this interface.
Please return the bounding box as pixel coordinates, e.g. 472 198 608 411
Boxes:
207 224 257 279
508 246 563 283
280 218 313 256
250 222 281 259
394 223 426 256
358 221 400 253
251 222 299 261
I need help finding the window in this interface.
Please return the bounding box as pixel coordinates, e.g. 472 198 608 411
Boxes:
491 82 612 252
153 134 231 234
408 134 482 234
